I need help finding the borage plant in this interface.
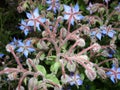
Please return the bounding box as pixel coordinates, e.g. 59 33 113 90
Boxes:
0 0 120 90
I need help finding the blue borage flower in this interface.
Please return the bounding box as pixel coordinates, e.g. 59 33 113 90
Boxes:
26 8 46 31
63 3 84 25
68 74 83 86
86 2 94 14
91 28 102 40
91 25 116 40
19 20 29 36
16 40 35 58
100 25 116 38
106 64 120 83
46 0 60 13
10 37 22 48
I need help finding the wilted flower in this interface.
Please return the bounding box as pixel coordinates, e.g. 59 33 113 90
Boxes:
106 64 120 83
115 2 120 12
86 2 94 14
101 48 116 58
63 3 84 25
26 8 46 31
17 40 35 57
46 0 60 13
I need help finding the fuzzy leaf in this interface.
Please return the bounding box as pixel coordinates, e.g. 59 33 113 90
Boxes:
36 65 46 75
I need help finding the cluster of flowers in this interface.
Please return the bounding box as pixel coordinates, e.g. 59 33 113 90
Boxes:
0 0 120 90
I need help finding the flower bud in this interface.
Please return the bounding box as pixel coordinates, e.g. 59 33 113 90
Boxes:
92 43 101 52
61 74 71 84
85 68 96 81
6 44 15 52
66 61 76 72
76 38 85 47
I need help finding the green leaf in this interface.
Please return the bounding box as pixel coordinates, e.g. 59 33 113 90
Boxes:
46 74 60 85
50 62 60 74
39 53 45 61
36 65 46 75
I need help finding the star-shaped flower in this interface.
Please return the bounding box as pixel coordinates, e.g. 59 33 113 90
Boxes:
19 20 29 36
68 74 83 86
10 37 22 48
26 8 46 31
46 0 60 13
17 40 35 57
63 3 84 25
100 25 116 38
91 29 102 40
106 64 120 83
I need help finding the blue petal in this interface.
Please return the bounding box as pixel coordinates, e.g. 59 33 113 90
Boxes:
18 41 24 46
70 17 74 25
36 23 40 30
74 15 84 20
23 50 29 57
53 7 57 13
91 31 96 36
33 8 39 17
74 3 79 12
110 75 115 83
96 32 102 40
39 18 46 23
112 64 116 71
46 0 51 4
76 79 83 85
27 21 34 26
117 74 120 79
17 47 24 52
24 30 29 36
64 15 70 20
64 5 71 13
19 26 24 30
117 68 120 72
26 12 32 19
0 53 4 58
102 29 107 34
28 48 35 52
106 71 112 76
70 81 75 86
47 6 52 11
108 31 114 38
26 40 31 46
21 20 26 25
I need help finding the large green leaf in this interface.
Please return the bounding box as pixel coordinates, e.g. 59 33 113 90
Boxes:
36 65 46 75
46 74 60 85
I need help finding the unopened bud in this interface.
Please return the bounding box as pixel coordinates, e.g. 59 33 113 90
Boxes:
92 43 101 52
6 44 15 52
76 38 85 47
